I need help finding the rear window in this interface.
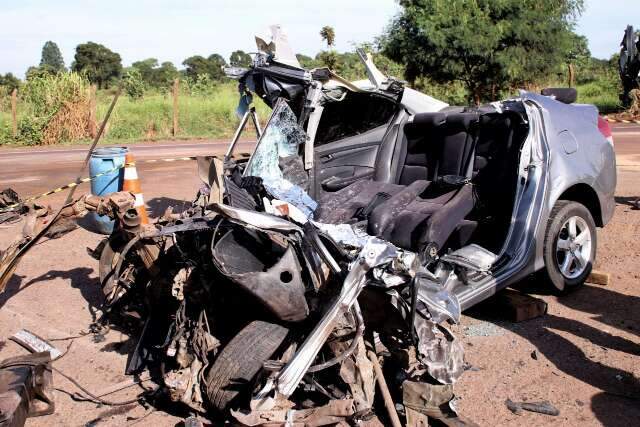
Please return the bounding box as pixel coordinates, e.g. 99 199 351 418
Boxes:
314 92 396 146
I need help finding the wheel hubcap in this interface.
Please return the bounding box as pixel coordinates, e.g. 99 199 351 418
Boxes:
555 216 592 279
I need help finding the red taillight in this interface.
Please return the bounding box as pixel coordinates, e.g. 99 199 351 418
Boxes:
598 116 614 145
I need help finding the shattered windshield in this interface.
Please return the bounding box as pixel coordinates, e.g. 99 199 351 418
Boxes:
244 99 317 218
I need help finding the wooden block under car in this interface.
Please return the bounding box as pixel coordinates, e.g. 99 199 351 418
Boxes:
491 289 548 322
587 270 610 286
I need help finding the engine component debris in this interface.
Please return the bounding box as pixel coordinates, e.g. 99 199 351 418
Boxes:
0 352 55 427
231 398 357 426
0 189 23 225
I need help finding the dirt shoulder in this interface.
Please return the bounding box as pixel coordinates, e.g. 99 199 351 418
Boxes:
454 167 640 426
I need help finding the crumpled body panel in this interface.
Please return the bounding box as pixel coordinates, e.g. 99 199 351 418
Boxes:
212 229 309 322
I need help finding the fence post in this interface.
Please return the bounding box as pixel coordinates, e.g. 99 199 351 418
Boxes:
172 78 179 137
567 63 575 88
11 89 17 137
88 85 97 138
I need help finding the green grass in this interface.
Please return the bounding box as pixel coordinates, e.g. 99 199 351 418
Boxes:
96 82 271 144
0 82 271 146
0 111 16 144
575 79 623 114
0 76 627 147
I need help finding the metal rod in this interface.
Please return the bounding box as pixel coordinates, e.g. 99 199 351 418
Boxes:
250 107 262 138
225 110 251 159
410 276 418 344
65 86 122 205
368 349 403 427
0 87 122 291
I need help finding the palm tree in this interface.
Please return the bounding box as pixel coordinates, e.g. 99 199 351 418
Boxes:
320 26 336 48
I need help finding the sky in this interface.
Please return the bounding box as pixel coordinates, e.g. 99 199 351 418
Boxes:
0 0 638 78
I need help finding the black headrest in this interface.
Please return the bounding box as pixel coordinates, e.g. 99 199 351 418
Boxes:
412 112 447 127
479 114 511 128
541 88 577 104
404 113 446 138
446 112 479 130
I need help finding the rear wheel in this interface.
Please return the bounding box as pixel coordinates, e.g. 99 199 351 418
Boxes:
542 201 596 293
204 320 288 413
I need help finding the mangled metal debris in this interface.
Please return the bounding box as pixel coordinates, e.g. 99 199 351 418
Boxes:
505 399 560 417
0 188 24 225
67 100 468 426
0 352 55 426
10 330 63 360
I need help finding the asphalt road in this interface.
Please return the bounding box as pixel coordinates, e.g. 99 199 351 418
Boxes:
0 139 256 216
611 123 640 156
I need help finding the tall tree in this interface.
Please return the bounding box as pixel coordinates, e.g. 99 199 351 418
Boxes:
229 50 252 67
0 73 20 92
72 42 122 88
155 62 179 87
182 55 212 79
131 58 159 85
382 0 584 103
207 54 227 80
566 34 590 87
131 58 178 88
182 54 226 81
320 26 336 48
40 41 66 73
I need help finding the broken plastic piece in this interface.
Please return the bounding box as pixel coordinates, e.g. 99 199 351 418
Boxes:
10 330 62 360
505 399 560 416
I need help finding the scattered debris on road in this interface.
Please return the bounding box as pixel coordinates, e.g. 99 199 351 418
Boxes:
0 352 55 426
0 188 24 226
10 330 63 360
505 399 560 416
463 322 506 337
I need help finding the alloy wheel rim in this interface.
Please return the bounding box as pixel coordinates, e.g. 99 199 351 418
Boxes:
555 216 592 279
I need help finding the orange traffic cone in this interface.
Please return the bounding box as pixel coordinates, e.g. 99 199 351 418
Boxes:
123 152 149 224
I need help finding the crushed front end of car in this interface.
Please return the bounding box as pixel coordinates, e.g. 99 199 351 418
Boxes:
90 104 469 427
84 26 484 426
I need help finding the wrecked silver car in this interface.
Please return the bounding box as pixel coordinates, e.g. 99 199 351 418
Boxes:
86 26 616 425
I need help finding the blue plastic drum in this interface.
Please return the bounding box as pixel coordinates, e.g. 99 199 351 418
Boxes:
82 147 128 234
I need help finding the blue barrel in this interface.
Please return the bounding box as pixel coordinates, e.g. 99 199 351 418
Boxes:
81 147 129 234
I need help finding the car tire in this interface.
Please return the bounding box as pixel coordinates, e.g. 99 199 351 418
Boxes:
98 237 122 297
542 200 597 293
204 320 288 413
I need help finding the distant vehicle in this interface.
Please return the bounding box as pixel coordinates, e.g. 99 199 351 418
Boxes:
619 25 640 107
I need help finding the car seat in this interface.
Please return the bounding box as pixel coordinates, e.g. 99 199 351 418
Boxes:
367 112 480 254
